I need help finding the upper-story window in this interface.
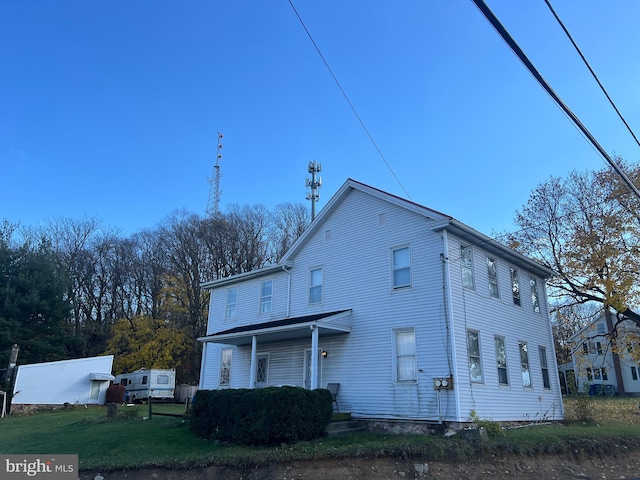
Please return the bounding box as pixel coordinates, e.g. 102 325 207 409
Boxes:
597 323 606 335
461 245 474 289
487 256 499 298
510 267 521 306
260 279 272 314
226 287 237 320
392 246 411 289
530 276 540 313
309 267 323 304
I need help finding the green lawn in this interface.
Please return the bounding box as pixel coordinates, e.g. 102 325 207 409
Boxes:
2 396 640 473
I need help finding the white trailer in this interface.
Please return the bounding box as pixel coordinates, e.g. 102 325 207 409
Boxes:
114 369 175 403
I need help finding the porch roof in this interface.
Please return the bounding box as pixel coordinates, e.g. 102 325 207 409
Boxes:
197 309 352 347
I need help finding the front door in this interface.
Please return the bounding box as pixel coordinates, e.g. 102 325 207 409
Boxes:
304 349 321 389
255 353 269 388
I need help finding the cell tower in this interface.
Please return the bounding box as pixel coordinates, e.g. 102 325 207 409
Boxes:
305 161 322 220
206 132 224 217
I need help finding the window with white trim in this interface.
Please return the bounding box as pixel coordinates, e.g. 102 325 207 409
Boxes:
467 330 483 382
539 346 551 389
530 276 540 313
495 335 508 385
226 287 237 320
309 267 323 304
631 366 638 381
461 245 474 289
220 348 232 386
394 328 417 382
519 341 531 387
487 256 499 298
392 246 411 289
510 267 521 306
260 279 272 314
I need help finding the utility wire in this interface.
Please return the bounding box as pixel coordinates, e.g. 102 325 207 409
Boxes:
544 0 640 150
287 0 413 201
470 0 640 201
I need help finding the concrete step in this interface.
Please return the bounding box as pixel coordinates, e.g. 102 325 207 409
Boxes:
326 419 367 436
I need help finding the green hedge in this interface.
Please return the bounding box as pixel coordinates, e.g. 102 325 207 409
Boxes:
189 386 333 446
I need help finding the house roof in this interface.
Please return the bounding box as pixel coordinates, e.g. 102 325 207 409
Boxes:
197 309 352 346
201 178 553 290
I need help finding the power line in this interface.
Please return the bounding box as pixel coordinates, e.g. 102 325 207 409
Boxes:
470 0 640 201
287 0 412 202
543 0 640 150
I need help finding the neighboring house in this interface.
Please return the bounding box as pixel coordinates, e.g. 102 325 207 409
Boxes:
11 355 114 411
570 315 640 395
198 179 564 427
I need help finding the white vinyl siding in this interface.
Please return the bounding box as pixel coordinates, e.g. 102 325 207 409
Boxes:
467 330 483 383
392 246 411 289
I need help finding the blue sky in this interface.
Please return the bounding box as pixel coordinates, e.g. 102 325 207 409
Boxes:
2 1 640 237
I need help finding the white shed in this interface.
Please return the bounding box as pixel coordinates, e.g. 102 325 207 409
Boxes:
12 355 114 407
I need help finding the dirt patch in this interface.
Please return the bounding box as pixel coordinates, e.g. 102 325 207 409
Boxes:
80 454 640 480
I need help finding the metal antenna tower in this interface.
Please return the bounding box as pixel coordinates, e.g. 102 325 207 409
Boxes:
206 132 224 217
305 161 322 220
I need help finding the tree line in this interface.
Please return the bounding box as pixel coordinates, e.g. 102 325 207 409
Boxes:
0 203 309 384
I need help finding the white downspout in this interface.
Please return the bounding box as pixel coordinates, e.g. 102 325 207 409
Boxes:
249 335 257 389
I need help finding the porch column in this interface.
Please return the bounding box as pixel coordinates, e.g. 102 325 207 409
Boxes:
311 325 319 389
249 335 257 389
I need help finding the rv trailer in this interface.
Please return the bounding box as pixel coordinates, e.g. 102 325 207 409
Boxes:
114 369 175 403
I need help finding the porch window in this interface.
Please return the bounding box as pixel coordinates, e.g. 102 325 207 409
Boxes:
461 245 474 289
309 267 323 304
220 348 232 386
487 256 499 298
260 280 272 314
530 277 540 313
495 335 508 385
539 346 551 389
510 268 521 306
392 246 411 289
519 342 531 387
226 287 237 320
394 328 417 382
467 330 483 382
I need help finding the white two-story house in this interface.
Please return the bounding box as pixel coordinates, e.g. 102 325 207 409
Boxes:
198 179 564 427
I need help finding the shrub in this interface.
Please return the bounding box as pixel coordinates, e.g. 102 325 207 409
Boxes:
189 386 333 446
106 384 126 404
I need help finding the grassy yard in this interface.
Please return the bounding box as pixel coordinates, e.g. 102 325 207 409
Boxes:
1 396 640 473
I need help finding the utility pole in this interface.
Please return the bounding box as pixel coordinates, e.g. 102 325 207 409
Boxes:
206 132 224 217
306 161 322 220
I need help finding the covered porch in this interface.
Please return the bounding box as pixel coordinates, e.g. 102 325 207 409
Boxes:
198 309 352 390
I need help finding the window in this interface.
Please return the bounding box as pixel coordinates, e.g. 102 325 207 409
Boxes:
487 257 499 298
597 323 606 335
596 341 603 355
582 342 590 354
226 287 237 320
494 336 508 385
530 277 540 313
510 268 521 306
309 267 323 304
632 366 638 381
395 329 417 381
467 330 483 382
157 375 169 385
593 368 602 380
142 375 148 385
220 348 232 386
601 368 608 381
539 346 551 389
461 245 474 289
586 367 593 382
260 280 272 314
392 246 411 289
519 342 531 387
